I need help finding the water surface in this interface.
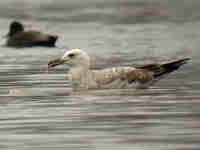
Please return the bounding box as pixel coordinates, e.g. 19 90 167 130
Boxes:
0 0 199 150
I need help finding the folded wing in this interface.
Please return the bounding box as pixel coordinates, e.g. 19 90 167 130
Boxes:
89 58 190 89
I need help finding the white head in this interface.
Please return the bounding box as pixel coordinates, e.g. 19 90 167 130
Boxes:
48 49 91 90
48 49 90 69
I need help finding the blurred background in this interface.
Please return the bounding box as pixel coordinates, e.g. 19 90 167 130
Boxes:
0 0 199 150
1 0 200 23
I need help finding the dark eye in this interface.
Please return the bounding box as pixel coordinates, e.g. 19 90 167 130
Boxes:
68 53 75 58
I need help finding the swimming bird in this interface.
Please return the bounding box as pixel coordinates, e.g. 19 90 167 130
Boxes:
48 49 190 91
5 21 58 47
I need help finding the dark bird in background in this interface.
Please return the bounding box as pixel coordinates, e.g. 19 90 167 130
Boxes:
5 21 58 47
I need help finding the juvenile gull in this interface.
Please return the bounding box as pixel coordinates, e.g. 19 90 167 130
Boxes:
48 49 190 91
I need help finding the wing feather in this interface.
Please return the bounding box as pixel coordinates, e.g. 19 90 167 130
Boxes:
89 67 154 88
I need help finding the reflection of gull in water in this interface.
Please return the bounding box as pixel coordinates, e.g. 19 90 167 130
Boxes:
48 49 190 91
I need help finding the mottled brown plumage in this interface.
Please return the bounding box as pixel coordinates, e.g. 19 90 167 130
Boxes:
123 69 154 84
6 21 58 47
48 49 190 91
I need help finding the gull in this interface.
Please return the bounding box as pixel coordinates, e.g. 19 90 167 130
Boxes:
48 49 190 91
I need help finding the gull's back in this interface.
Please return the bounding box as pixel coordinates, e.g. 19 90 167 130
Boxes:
87 58 190 90
88 67 137 89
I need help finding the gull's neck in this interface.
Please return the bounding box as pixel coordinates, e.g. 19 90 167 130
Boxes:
69 66 89 91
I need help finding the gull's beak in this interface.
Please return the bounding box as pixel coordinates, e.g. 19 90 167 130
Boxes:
48 58 65 69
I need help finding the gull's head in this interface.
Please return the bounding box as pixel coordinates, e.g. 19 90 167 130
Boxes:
48 49 90 69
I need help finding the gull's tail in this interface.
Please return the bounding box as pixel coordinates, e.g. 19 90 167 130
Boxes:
138 58 190 78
